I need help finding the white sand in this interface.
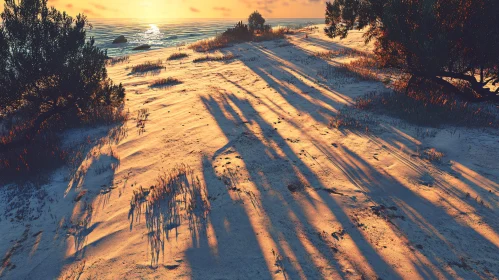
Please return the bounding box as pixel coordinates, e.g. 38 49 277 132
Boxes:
1 25 498 279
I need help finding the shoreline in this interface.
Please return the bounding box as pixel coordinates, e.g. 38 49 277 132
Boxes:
91 18 325 57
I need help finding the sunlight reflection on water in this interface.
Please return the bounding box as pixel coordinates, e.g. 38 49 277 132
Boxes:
87 18 322 57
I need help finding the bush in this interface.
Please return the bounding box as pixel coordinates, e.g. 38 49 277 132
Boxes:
325 0 499 102
222 21 252 41
189 12 290 52
188 12 284 52
248 11 266 33
0 0 125 181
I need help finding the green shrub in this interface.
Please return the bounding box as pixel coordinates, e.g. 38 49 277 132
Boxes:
0 0 125 182
248 11 266 33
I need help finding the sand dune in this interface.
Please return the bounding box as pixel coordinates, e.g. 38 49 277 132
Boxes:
1 26 498 279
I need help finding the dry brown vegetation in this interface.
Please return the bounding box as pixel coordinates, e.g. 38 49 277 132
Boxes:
422 148 445 163
129 165 210 265
252 27 287 42
0 106 128 184
353 88 499 128
189 27 289 52
193 54 237 63
130 60 164 74
167 52 189 60
149 77 182 88
317 47 498 130
106 56 130 66
314 48 368 60
188 35 232 52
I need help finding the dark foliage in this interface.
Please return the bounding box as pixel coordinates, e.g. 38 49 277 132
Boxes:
222 21 252 41
0 0 125 181
189 12 282 52
248 11 266 33
325 0 499 102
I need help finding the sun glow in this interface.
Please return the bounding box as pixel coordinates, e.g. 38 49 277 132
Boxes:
0 0 326 19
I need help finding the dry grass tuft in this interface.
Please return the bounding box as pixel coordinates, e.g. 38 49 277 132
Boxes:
422 148 445 163
315 48 385 84
188 35 231 52
149 77 182 88
314 48 368 60
329 107 377 132
318 64 379 84
353 89 499 128
136 108 149 135
106 56 130 66
130 60 164 74
252 28 286 42
193 54 237 63
129 165 210 266
167 52 189 60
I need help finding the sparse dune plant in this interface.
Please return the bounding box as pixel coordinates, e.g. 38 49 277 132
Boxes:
167 52 189 60
149 77 182 88
130 60 164 74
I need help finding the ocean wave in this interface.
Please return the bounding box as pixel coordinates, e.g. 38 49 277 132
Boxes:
88 18 322 57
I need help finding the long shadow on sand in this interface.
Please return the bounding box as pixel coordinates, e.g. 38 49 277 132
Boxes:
184 39 499 279
2 122 128 280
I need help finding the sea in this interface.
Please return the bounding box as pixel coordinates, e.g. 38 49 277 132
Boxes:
87 18 323 57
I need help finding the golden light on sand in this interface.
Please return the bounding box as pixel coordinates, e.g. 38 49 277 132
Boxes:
3 0 499 277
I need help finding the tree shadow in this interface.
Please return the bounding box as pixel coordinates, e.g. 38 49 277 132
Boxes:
183 39 499 278
127 165 211 267
190 94 397 278
1 122 127 279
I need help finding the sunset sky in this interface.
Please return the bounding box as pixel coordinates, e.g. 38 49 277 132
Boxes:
1 0 325 18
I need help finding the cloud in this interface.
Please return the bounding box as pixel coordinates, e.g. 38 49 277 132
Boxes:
91 2 118 12
213 7 231 12
213 6 231 17
83 8 100 17
190 7 200 13
237 0 321 15
66 4 73 8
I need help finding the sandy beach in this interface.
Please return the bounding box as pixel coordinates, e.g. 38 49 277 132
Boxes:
1 25 498 279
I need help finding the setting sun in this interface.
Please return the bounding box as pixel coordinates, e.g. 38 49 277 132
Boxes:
0 0 325 18
2 0 499 279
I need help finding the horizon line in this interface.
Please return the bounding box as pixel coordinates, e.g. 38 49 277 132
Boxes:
86 17 324 20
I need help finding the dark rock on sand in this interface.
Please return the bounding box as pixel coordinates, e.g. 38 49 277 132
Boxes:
132 44 151 51
112 35 127 44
